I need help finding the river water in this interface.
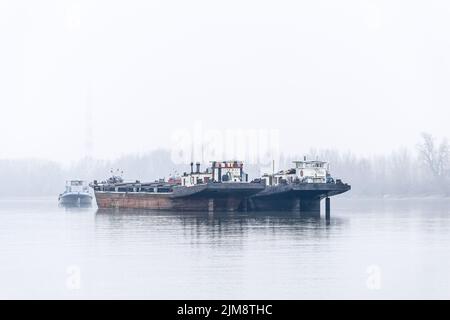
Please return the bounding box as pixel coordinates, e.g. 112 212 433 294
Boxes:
0 197 449 299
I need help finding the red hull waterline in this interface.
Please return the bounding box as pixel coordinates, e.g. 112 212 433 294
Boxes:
94 183 265 212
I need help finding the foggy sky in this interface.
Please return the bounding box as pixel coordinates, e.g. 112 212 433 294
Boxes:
1 0 450 162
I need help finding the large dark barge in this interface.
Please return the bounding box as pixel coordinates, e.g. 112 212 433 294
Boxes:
91 159 351 213
249 159 350 213
248 181 350 212
91 161 264 211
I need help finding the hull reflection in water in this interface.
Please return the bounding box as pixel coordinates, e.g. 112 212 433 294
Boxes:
2 198 450 299
94 208 344 236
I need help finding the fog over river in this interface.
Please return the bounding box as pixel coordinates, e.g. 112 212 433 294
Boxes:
0 197 449 299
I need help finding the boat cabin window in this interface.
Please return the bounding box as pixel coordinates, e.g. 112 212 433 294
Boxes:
294 161 326 169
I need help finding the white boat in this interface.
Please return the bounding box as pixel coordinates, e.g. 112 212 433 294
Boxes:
58 180 93 207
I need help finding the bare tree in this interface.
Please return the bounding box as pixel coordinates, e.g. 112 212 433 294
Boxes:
417 133 450 194
2 136 450 197
417 133 449 178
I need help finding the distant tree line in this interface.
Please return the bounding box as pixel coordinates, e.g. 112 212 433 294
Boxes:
0 150 181 197
0 134 449 197
276 132 450 197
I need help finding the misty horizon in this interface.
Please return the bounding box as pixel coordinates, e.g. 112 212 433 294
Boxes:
1 1 450 197
2 1 450 302
1 131 449 198
0 131 445 165
2 1 450 162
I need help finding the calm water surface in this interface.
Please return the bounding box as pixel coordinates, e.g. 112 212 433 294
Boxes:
0 197 449 299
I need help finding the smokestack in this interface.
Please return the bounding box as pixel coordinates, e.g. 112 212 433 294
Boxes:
196 162 200 173
304 156 307 161
190 162 194 174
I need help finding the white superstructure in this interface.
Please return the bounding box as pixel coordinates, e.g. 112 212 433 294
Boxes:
261 159 332 186
64 180 90 194
181 161 249 187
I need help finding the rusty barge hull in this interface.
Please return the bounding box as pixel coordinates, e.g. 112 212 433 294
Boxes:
95 183 265 211
248 183 351 212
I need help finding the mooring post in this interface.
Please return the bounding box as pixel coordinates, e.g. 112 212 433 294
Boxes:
325 197 331 220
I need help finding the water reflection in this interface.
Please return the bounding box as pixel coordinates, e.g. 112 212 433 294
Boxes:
94 208 346 242
2 198 450 299
61 204 93 212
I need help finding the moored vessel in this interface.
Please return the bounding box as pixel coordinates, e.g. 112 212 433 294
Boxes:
59 180 93 207
91 161 264 212
249 158 351 212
